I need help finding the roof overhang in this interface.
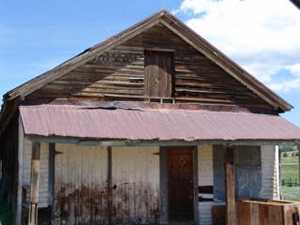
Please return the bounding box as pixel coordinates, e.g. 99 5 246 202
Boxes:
19 104 300 143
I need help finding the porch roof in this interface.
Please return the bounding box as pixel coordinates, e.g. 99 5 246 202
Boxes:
19 104 300 142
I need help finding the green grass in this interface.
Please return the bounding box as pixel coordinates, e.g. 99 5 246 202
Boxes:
281 164 298 181
281 186 300 201
281 154 300 201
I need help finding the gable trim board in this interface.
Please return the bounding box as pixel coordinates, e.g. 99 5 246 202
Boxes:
3 10 292 112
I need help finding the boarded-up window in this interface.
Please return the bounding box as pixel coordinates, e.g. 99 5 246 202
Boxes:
144 50 174 97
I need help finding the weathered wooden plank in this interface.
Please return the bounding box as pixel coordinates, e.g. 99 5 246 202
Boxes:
225 147 237 225
238 201 250 225
144 50 174 97
28 142 41 225
107 146 112 225
25 23 276 113
48 143 55 224
54 144 108 225
16 117 24 225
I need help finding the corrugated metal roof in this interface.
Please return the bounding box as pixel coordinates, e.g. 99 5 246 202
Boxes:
19 104 300 141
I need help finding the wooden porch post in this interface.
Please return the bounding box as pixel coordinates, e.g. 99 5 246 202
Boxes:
28 142 41 225
48 143 56 225
224 146 237 225
107 146 112 225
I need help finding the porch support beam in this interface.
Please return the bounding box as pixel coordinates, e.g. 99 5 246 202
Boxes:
28 135 297 147
16 117 24 225
224 146 237 225
48 143 56 225
28 142 41 225
107 146 112 225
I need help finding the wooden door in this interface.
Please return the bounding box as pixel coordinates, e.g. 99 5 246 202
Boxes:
167 147 195 222
144 50 174 97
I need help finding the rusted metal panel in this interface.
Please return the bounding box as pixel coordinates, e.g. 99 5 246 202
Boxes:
53 144 108 225
20 104 300 141
111 146 160 224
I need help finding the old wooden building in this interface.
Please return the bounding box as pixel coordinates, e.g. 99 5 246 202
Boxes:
1 10 300 225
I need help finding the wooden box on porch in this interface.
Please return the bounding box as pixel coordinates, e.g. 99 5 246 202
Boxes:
238 199 300 225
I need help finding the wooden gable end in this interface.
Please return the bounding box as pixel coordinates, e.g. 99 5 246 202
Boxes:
25 24 274 112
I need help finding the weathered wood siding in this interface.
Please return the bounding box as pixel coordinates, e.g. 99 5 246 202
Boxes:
22 138 49 208
198 145 213 188
111 146 160 225
259 145 280 199
197 145 214 225
53 144 108 225
26 24 274 112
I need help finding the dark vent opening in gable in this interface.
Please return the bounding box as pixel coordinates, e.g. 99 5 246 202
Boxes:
144 50 174 98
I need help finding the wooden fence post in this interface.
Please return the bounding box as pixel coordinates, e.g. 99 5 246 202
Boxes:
225 146 237 225
28 142 41 225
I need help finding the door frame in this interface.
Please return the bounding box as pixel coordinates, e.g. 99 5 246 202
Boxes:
160 146 199 225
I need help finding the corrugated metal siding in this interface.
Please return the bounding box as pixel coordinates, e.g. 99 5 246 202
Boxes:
53 144 108 225
259 145 280 199
23 138 49 208
111 146 160 225
198 145 214 225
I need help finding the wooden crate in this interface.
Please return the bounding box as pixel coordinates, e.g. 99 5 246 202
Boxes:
238 199 300 225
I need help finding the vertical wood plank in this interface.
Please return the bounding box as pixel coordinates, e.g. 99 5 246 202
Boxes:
225 147 237 225
193 148 199 225
268 205 283 225
250 203 259 225
160 148 168 225
259 204 269 225
28 142 41 225
16 117 24 225
144 50 174 98
48 143 55 224
107 146 112 225
238 201 250 225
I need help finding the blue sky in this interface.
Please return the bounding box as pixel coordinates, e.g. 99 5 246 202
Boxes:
0 0 299 127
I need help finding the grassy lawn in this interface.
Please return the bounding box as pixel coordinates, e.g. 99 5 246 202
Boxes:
281 154 300 201
281 186 300 201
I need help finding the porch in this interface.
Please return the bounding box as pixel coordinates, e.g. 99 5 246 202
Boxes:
18 104 300 225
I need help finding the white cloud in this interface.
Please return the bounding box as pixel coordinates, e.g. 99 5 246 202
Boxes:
177 0 300 92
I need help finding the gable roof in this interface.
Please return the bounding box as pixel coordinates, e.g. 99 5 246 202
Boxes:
3 10 292 112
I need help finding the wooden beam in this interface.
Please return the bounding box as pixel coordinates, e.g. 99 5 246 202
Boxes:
28 142 41 225
48 143 55 225
28 135 296 148
224 147 237 225
16 117 24 225
107 146 112 225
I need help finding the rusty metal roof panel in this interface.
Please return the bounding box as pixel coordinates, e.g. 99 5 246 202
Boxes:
19 105 300 141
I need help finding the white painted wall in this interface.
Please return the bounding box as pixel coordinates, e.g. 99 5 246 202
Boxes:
20 141 280 224
22 138 49 208
197 145 215 225
259 144 280 200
